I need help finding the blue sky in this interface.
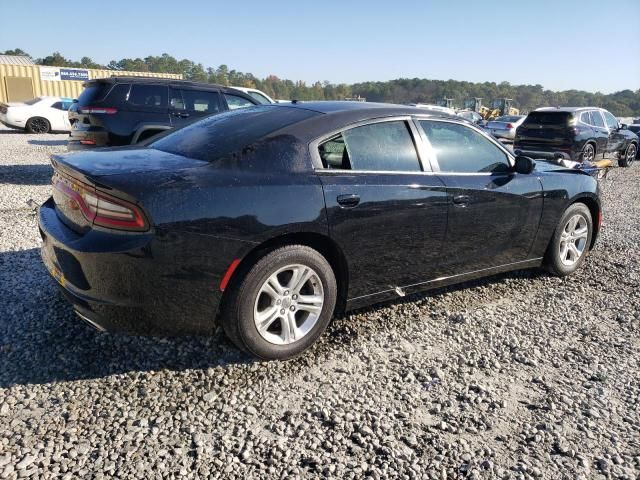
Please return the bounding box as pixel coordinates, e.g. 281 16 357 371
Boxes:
2 0 639 93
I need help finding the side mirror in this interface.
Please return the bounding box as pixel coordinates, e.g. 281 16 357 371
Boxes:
620 123 628 130
514 155 536 174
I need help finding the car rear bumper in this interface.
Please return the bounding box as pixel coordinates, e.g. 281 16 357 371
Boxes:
491 128 516 140
513 145 579 161
38 197 220 335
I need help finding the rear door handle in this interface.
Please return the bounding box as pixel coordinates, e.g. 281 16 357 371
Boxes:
172 112 190 118
452 194 471 206
337 194 360 208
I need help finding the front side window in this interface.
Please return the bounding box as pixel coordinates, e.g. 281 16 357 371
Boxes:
420 120 510 173
224 94 255 110
590 111 605 128
319 121 421 172
127 84 168 108
602 110 619 130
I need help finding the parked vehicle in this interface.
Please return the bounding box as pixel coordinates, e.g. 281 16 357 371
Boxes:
0 96 74 133
230 86 275 104
67 77 259 150
39 102 601 360
514 107 639 167
457 110 484 125
485 115 526 140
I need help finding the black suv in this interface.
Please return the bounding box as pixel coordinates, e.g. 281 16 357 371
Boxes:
68 77 259 150
514 107 639 167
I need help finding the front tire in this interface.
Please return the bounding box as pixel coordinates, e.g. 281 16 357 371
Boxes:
544 203 593 277
221 245 337 360
618 143 636 167
26 117 50 134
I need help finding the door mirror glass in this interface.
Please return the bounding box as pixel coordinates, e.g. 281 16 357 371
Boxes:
514 156 536 174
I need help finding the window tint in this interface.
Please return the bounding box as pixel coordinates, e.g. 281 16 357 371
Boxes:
337 121 420 172
171 89 220 113
590 111 605 128
105 84 131 105
580 112 591 125
61 101 73 111
523 111 572 126
151 106 318 163
224 94 255 110
127 84 167 108
602 110 618 129
420 120 510 173
77 84 112 105
51 102 63 110
319 135 349 169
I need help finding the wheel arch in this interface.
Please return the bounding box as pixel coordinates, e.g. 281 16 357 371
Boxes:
220 231 350 317
570 195 600 250
26 116 50 133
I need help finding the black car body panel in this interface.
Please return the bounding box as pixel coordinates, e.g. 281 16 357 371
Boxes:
39 103 601 336
67 77 258 150
514 107 638 161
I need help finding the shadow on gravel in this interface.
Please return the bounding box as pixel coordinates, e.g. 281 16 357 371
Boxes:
28 139 68 146
0 247 549 388
0 164 53 185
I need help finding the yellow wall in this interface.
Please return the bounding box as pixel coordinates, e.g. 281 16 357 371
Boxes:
0 64 183 103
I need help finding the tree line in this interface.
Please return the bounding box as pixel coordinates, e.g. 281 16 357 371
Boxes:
3 49 639 117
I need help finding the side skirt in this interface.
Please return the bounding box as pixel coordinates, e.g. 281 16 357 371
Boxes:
345 257 544 311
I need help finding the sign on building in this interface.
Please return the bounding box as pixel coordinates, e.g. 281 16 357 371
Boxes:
39 66 89 82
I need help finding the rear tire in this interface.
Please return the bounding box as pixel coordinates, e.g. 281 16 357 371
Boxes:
221 245 337 360
544 203 593 277
26 117 50 134
580 143 595 163
618 143 636 167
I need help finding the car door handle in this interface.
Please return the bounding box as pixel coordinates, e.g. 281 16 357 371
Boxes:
452 194 471 206
172 112 190 118
337 194 360 208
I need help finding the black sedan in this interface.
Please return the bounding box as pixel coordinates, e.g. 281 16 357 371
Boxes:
38 102 601 360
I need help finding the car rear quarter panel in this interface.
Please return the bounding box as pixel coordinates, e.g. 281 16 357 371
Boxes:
530 171 600 257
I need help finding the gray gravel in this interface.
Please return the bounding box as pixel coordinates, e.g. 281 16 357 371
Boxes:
0 125 639 479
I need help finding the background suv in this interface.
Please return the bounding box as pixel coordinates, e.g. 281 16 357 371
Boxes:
67 77 258 150
514 107 639 167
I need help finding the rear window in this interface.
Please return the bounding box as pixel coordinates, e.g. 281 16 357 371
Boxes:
523 111 573 126
151 105 318 162
76 83 112 105
496 115 521 122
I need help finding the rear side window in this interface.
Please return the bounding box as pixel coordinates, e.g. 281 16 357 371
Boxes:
224 94 255 110
249 91 272 104
127 84 168 108
523 111 572 126
151 106 318 162
590 111 605 128
420 120 510 173
580 112 592 125
51 102 63 110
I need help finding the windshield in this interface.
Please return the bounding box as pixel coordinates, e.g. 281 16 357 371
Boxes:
523 111 573 126
151 105 318 162
495 115 522 122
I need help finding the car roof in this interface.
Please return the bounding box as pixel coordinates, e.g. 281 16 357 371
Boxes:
273 101 458 119
87 76 225 89
535 106 603 113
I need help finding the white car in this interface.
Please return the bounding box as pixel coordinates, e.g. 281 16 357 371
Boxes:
0 96 73 133
229 87 276 105
408 103 457 116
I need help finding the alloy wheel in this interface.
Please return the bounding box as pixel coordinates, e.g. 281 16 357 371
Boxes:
29 118 49 134
253 264 324 345
582 144 594 163
559 214 589 266
626 144 636 166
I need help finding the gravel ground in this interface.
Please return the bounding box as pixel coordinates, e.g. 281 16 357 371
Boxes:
0 125 638 479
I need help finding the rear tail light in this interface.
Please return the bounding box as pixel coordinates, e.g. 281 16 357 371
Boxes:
80 140 96 145
54 176 148 231
505 123 514 129
78 106 117 114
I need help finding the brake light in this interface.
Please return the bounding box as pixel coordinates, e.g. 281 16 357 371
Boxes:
505 123 514 129
80 140 96 145
54 176 148 231
78 107 117 114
